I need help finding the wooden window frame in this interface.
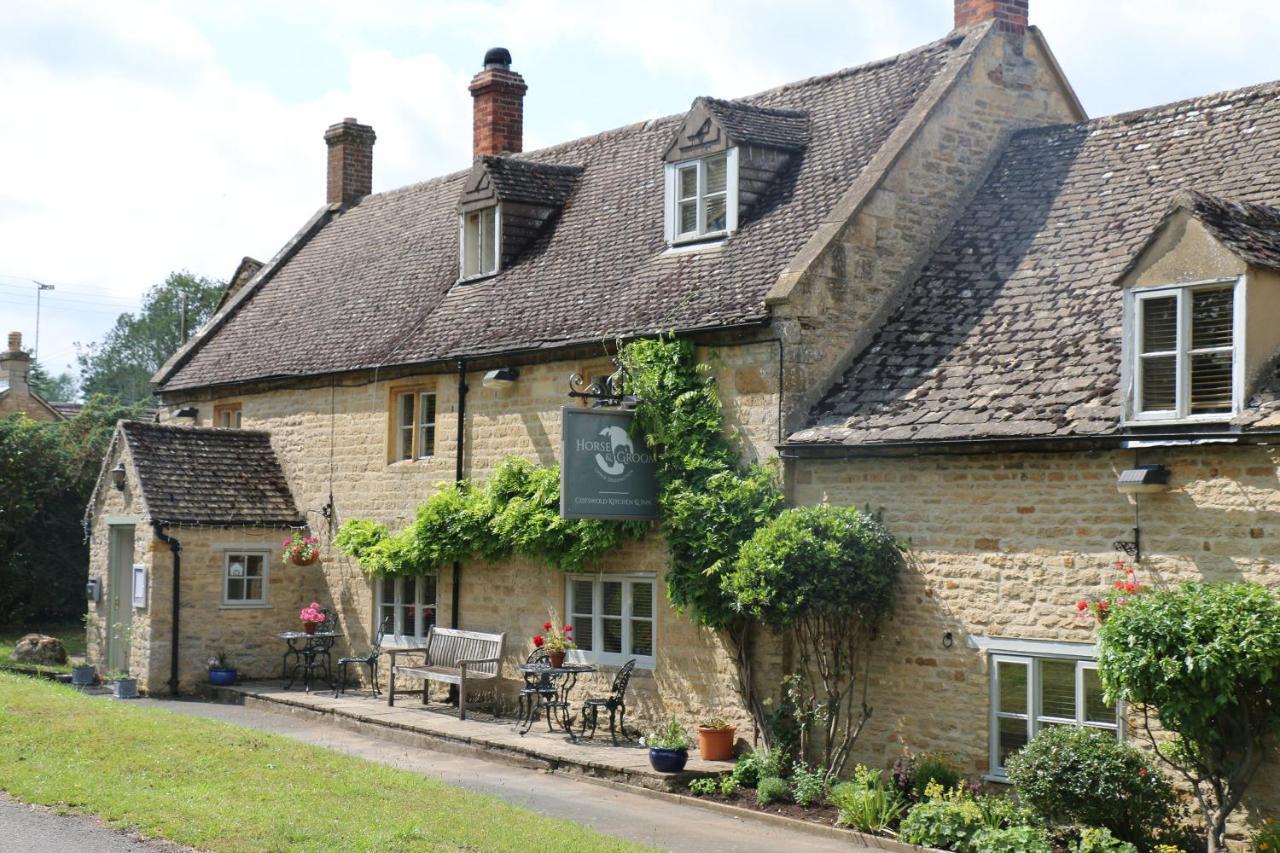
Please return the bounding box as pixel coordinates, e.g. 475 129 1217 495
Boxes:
213 402 243 429
664 148 738 245
565 573 657 669
387 385 438 463
222 551 269 607
1123 276 1245 424
375 574 437 646
458 205 501 282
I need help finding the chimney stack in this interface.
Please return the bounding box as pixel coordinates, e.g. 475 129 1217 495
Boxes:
954 0 1028 35
324 117 376 207
0 332 31 393
469 47 527 159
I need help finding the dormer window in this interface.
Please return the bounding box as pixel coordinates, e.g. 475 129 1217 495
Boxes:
460 205 500 280
1127 279 1242 421
673 153 732 240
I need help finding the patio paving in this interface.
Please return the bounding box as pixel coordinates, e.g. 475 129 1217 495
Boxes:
209 680 732 792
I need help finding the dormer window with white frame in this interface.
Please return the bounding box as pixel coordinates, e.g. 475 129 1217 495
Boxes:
665 149 738 245
1126 278 1244 422
460 205 500 280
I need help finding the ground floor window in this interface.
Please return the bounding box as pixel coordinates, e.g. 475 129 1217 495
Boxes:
565 574 656 668
990 649 1119 777
223 552 268 606
376 575 437 644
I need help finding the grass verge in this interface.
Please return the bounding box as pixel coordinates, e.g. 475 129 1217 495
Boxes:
0 621 84 673
0 673 648 852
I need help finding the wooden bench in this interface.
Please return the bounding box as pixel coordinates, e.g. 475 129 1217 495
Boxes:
386 627 506 720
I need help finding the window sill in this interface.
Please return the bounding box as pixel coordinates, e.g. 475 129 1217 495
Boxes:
220 602 272 610
1122 413 1236 428
663 236 728 256
456 271 499 285
982 773 1011 785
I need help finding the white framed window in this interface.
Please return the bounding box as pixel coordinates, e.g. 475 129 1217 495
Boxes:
376 575 437 646
214 402 242 429
223 552 268 606
665 149 738 244
1126 278 1243 422
566 574 656 669
392 390 436 462
989 651 1119 778
460 205 500 280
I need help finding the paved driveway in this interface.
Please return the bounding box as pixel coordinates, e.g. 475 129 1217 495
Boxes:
0 795 184 853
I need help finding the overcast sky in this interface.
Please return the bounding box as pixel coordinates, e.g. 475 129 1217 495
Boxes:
3 0 1279 381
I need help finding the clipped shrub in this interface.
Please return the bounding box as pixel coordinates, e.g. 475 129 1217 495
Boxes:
730 748 784 789
973 825 1053 853
756 776 790 807
828 766 906 834
1074 827 1139 853
1006 725 1179 847
790 761 828 808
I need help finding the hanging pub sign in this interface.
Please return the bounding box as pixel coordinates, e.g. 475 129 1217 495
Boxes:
560 407 658 520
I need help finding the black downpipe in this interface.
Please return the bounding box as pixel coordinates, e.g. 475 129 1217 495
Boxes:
152 522 182 697
451 359 468 628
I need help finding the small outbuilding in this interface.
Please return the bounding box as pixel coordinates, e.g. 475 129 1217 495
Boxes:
84 420 306 694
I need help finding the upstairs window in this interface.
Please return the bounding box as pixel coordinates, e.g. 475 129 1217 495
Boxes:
1129 279 1241 421
213 402 242 429
665 150 738 244
460 206 499 279
391 388 436 462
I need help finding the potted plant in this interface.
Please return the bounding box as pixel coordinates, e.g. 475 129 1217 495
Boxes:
283 531 321 566
299 601 326 634
207 651 238 686
697 716 738 761
533 610 575 668
643 717 691 772
107 669 139 699
70 663 96 686
1076 561 1147 624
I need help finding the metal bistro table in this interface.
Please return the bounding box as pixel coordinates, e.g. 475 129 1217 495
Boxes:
278 630 341 693
516 661 596 741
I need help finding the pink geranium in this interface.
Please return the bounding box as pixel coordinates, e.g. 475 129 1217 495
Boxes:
299 601 326 623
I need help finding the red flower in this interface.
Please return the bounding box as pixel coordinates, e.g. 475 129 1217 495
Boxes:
533 635 544 647
563 625 573 632
543 621 552 631
1098 600 1110 611
1139 768 1147 776
1114 581 1127 590
1116 560 1126 570
1076 601 1089 612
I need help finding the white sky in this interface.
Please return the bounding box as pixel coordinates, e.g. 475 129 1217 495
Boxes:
3 0 1280 379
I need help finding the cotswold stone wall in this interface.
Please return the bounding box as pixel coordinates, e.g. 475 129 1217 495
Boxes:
792 444 1280 821
157 343 782 734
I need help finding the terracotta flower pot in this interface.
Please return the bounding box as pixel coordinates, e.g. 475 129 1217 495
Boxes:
548 651 566 668
698 725 737 761
303 621 319 635
290 551 319 567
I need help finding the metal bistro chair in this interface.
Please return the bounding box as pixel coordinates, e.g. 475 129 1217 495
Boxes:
518 649 567 734
287 607 337 691
335 616 390 698
579 658 636 744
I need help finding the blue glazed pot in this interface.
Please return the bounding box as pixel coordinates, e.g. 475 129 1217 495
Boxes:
648 747 689 773
208 668 238 686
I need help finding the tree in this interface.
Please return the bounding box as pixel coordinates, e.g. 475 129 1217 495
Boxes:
1097 581 1280 852
77 271 224 404
27 355 77 402
0 395 146 625
725 505 902 774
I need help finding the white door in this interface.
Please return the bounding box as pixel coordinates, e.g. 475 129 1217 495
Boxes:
107 525 135 672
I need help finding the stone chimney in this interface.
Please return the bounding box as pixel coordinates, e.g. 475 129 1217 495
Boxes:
324 118 376 206
954 0 1028 35
0 331 31 393
469 47 527 159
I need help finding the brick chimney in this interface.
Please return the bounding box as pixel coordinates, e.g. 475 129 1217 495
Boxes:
324 118 376 206
0 331 31 393
954 0 1028 34
469 47 527 159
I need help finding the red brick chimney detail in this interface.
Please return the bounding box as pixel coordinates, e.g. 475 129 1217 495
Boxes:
469 48 527 159
324 118 376 206
954 0 1028 34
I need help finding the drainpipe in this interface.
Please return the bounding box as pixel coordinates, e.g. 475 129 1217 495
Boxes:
152 522 182 697
451 359 468 628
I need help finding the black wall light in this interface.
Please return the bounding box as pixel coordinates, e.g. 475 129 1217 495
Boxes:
1117 464 1171 495
110 462 126 491
482 367 519 389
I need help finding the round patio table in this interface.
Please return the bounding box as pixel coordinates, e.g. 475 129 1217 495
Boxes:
277 630 341 693
515 662 596 740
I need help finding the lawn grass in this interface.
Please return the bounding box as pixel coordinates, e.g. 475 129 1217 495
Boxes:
0 673 649 852
0 621 84 673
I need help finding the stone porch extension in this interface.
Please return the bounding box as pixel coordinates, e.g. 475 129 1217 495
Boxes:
209 680 732 792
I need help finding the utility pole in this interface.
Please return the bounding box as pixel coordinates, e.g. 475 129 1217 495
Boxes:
33 282 54 360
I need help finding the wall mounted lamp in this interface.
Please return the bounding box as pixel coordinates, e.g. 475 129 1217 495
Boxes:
1116 464 1170 495
482 367 519 389
110 462 127 491
172 406 198 419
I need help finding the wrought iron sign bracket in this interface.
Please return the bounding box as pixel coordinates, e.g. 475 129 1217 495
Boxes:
567 359 639 408
1113 527 1141 563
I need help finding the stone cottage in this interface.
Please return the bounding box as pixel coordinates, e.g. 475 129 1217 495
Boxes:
85 0 1279 821
0 332 67 421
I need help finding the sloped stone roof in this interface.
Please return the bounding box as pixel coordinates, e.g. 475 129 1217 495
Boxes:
120 421 301 526
796 81 1280 446
698 97 811 151
1181 190 1280 271
479 157 582 207
157 33 967 391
